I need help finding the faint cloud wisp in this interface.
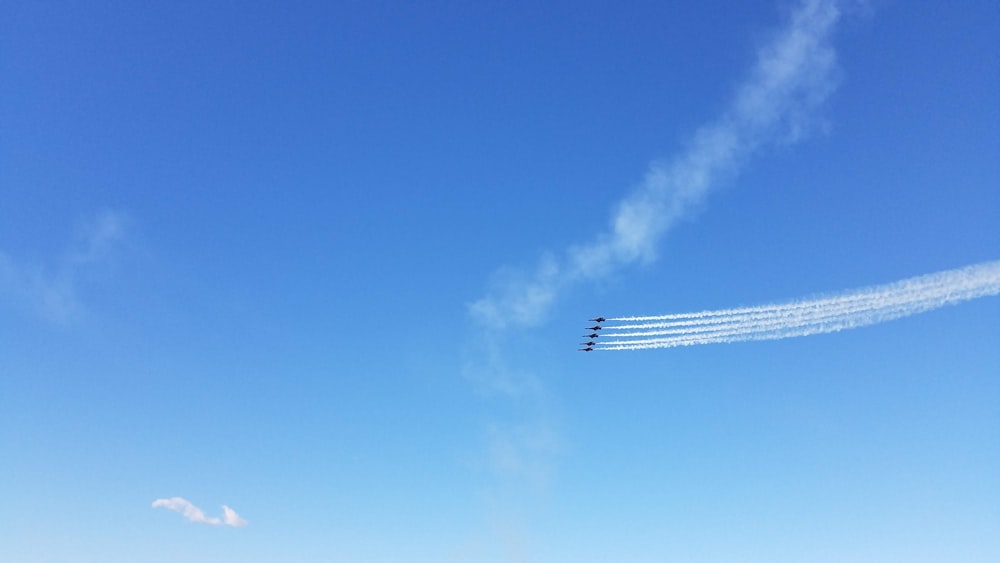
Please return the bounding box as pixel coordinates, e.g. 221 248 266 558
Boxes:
0 209 126 322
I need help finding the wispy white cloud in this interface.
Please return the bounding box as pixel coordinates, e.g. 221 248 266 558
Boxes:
66 210 126 270
462 335 545 399
0 209 126 322
470 0 842 330
486 421 561 488
152 497 248 527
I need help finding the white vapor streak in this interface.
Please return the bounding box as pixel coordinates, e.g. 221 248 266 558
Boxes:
596 261 1000 350
602 272 971 333
152 497 248 527
470 0 842 329
607 273 951 328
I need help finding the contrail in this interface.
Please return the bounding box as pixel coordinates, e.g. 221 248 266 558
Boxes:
594 260 1000 350
602 274 980 333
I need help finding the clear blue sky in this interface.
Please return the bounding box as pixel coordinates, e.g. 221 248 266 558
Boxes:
2 1 997 561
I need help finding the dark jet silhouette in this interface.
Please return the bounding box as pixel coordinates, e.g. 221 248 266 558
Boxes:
589 317 606 323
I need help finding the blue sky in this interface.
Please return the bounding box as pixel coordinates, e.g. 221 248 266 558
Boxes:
2 1 998 561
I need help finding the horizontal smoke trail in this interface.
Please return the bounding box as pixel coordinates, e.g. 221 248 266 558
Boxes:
604 270 970 330
601 274 976 336
602 290 976 348
595 260 1000 350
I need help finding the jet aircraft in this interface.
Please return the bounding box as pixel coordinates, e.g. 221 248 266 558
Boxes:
578 347 594 352
583 332 599 339
589 317 606 323
586 325 602 331
580 341 596 347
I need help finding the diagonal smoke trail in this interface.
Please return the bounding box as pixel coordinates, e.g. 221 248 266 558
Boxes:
595 260 1000 350
470 0 842 330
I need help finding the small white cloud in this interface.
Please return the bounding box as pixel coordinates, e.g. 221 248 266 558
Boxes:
152 497 247 527
222 505 248 527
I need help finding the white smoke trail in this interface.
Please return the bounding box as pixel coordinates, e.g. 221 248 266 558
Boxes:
594 260 1000 350
602 274 978 334
606 276 952 329
470 0 842 329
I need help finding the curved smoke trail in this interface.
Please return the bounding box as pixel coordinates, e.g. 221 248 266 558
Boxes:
595 260 1000 350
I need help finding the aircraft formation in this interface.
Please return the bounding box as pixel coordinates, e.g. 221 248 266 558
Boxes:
578 317 605 351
